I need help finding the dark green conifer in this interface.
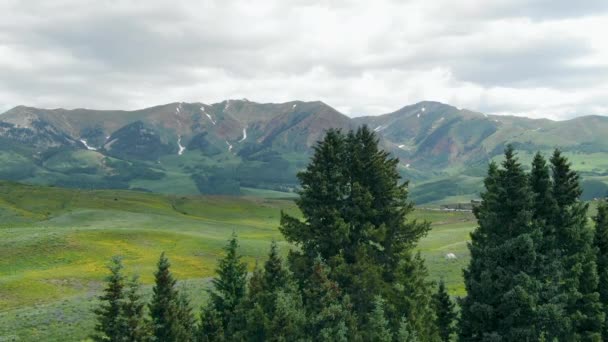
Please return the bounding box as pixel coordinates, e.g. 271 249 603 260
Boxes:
239 261 267 342
149 252 182 342
529 152 566 339
198 306 225 342
120 275 150 342
459 146 543 340
594 201 608 340
280 127 438 340
433 279 456 342
366 296 393 342
551 150 604 341
397 317 419 342
175 292 196 342
303 258 356 341
266 290 307 342
263 241 289 295
207 232 248 337
93 256 126 342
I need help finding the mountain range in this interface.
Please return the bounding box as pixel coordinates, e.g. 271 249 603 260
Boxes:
1 99 607 204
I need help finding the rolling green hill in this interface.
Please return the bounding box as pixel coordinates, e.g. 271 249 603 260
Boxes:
1 100 607 203
0 181 475 341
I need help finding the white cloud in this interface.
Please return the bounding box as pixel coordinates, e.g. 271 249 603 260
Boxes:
0 0 607 119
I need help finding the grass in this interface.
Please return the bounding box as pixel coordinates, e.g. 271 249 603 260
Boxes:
0 181 477 341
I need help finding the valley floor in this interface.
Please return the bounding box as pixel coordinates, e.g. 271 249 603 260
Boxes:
0 182 475 341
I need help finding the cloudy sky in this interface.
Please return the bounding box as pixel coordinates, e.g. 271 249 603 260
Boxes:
1 0 607 119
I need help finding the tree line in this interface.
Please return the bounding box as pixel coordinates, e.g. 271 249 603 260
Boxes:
92 127 608 341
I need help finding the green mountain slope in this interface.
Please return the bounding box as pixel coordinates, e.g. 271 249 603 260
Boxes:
1 100 606 203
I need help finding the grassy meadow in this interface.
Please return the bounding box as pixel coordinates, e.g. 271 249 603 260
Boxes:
0 181 475 341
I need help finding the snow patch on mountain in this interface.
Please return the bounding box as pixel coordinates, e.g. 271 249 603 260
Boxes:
206 114 217 125
226 140 233 152
177 136 186 155
374 125 386 132
80 139 97 151
200 106 217 125
239 127 247 142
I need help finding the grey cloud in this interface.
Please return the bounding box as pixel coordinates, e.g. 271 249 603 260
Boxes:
0 0 607 119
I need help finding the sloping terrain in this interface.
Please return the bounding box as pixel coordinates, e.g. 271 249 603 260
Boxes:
0 181 474 341
1 100 607 203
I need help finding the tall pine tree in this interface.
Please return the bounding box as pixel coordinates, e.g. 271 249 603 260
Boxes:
433 279 456 342
175 291 196 342
551 150 604 341
280 126 438 340
459 146 543 341
93 256 127 342
149 252 187 342
303 258 358 341
120 275 150 342
238 261 267 342
366 296 393 342
204 233 248 340
594 200 608 340
529 152 567 340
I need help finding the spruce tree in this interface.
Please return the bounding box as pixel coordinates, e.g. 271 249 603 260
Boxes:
266 290 307 342
239 261 267 342
175 292 196 342
459 146 543 341
206 232 248 337
279 127 438 340
93 256 126 342
397 317 419 342
594 201 608 340
263 241 289 293
149 252 183 342
198 306 225 342
529 152 566 340
551 150 604 340
366 296 393 342
120 275 150 342
433 279 456 342
303 258 356 341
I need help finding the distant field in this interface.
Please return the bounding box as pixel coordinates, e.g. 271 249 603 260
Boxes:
0 181 476 341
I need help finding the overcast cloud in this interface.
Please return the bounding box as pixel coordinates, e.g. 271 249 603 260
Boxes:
0 0 607 119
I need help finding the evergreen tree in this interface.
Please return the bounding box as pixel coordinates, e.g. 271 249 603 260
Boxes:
149 252 183 342
120 275 150 342
207 232 248 337
239 261 267 342
529 152 568 340
198 306 225 342
397 317 419 342
263 241 289 293
280 127 438 340
551 150 604 341
366 296 393 342
303 258 356 341
266 290 307 342
93 256 127 342
594 201 608 340
433 279 456 342
459 147 543 341
239 242 304 341
175 292 196 342
530 152 556 222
